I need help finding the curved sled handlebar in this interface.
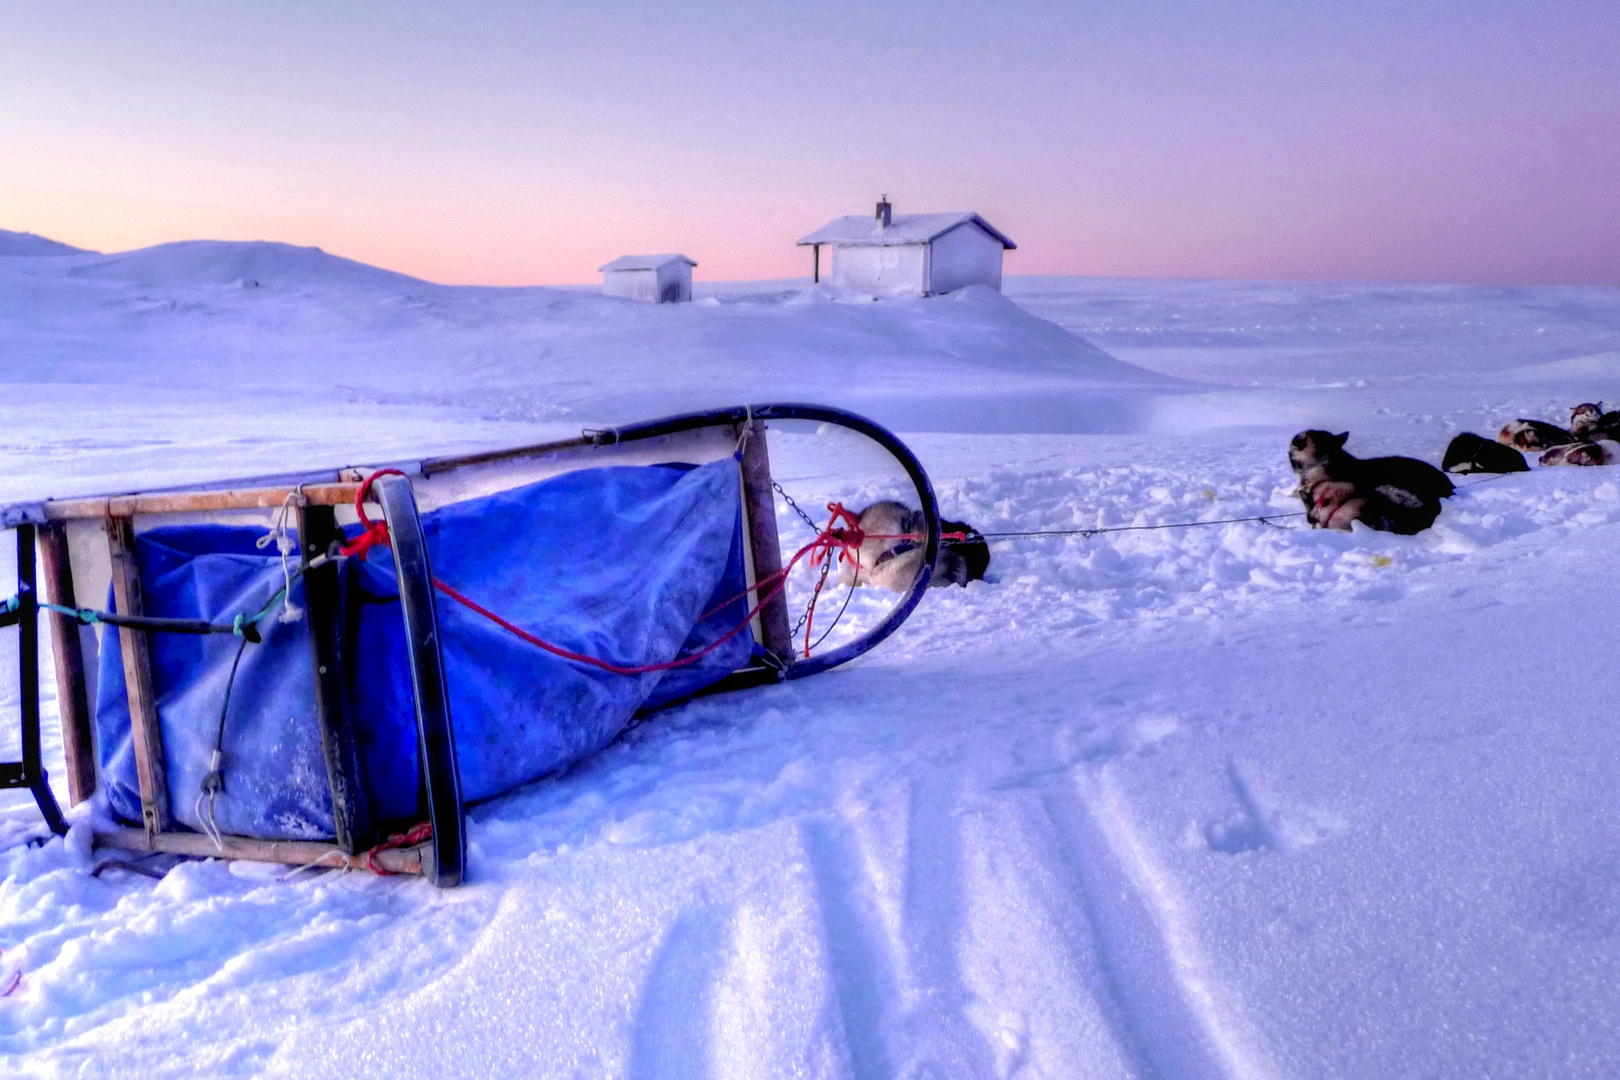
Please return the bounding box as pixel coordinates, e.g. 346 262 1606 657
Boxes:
749 404 939 681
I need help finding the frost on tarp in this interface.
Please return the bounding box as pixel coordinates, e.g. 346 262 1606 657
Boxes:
93 459 753 839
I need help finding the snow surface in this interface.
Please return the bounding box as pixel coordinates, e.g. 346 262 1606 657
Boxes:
3 239 1620 1078
0 230 94 258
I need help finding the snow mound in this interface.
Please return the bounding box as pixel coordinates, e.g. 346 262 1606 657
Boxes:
68 239 428 290
0 243 1178 448
0 229 95 257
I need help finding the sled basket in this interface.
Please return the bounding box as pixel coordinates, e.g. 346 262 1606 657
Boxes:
0 404 941 886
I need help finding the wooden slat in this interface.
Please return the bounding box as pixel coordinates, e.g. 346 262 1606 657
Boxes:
37 522 96 805
106 516 171 838
298 503 369 853
737 419 794 661
93 827 428 875
46 482 363 521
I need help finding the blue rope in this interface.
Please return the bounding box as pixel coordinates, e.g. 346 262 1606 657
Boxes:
39 601 99 624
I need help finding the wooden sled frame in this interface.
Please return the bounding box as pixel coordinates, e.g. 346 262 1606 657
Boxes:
1 403 940 886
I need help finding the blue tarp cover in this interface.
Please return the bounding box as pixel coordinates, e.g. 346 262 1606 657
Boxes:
95 459 753 839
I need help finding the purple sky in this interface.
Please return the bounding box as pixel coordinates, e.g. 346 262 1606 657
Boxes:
2 1 1615 285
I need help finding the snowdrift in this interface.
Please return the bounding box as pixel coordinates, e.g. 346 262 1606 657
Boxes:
0 236 1177 478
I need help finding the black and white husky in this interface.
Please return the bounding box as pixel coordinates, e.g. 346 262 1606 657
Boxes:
836 501 990 592
1441 432 1528 475
1288 430 1454 534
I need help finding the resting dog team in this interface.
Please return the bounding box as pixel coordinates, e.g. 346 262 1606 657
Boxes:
1287 396 1617 535
837 395 1617 577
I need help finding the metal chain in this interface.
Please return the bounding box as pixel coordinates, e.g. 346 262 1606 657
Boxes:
789 554 833 639
771 479 839 643
772 480 821 534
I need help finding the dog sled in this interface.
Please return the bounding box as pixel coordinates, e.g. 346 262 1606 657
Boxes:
1 404 945 886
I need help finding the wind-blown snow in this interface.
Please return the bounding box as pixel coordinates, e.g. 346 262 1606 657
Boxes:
3 238 1619 1078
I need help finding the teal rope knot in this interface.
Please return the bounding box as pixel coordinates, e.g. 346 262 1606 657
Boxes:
232 613 247 638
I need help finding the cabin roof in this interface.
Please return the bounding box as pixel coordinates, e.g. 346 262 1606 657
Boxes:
796 213 1016 249
598 254 697 272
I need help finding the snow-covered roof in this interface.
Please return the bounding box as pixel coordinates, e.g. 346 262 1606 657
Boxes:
598 254 697 273
797 213 1016 250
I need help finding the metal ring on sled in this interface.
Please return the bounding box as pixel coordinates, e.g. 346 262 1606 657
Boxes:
1 402 941 885
568 403 942 686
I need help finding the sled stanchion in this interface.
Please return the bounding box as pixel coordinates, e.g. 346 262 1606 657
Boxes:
38 522 96 805
737 418 794 664
107 516 171 839
298 504 371 853
3 525 67 834
374 475 464 888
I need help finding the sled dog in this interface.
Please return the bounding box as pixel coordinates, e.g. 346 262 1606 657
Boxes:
1498 419 1576 451
1441 432 1528 475
1288 430 1453 534
1539 440 1620 467
1569 403 1620 442
836 501 989 592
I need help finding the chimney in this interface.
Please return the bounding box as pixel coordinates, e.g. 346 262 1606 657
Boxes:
876 196 892 228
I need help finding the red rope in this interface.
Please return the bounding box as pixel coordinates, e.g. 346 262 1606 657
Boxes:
432 501 883 674
433 574 781 675
802 554 834 659
341 470 963 675
364 820 433 875
339 468 409 559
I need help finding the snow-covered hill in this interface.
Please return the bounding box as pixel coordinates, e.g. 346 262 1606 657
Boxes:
0 229 95 257
64 239 425 290
0 239 1171 504
3 233 1620 1078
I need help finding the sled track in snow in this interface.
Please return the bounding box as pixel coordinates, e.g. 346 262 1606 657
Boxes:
1044 773 1278 1080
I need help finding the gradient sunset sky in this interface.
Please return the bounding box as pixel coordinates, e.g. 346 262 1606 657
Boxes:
3 1 1615 286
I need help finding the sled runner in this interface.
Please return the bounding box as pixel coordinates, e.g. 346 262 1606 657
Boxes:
0 404 942 886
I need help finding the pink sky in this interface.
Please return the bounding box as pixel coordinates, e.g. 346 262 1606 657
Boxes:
2 2 1615 286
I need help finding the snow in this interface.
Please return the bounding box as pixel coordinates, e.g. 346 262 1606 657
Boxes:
600 255 698 272
0 230 94 258
3 237 1620 1077
798 213 1017 249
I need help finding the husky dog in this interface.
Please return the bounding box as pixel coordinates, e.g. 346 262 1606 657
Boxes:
1539 440 1620 467
835 501 990 592
938 519 991 586
1441 432 1529 475
1307 480 1367 531
1498 419 1576 451
1569 403 1620 442
1289 430 1454 534
1569 403 1604 439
